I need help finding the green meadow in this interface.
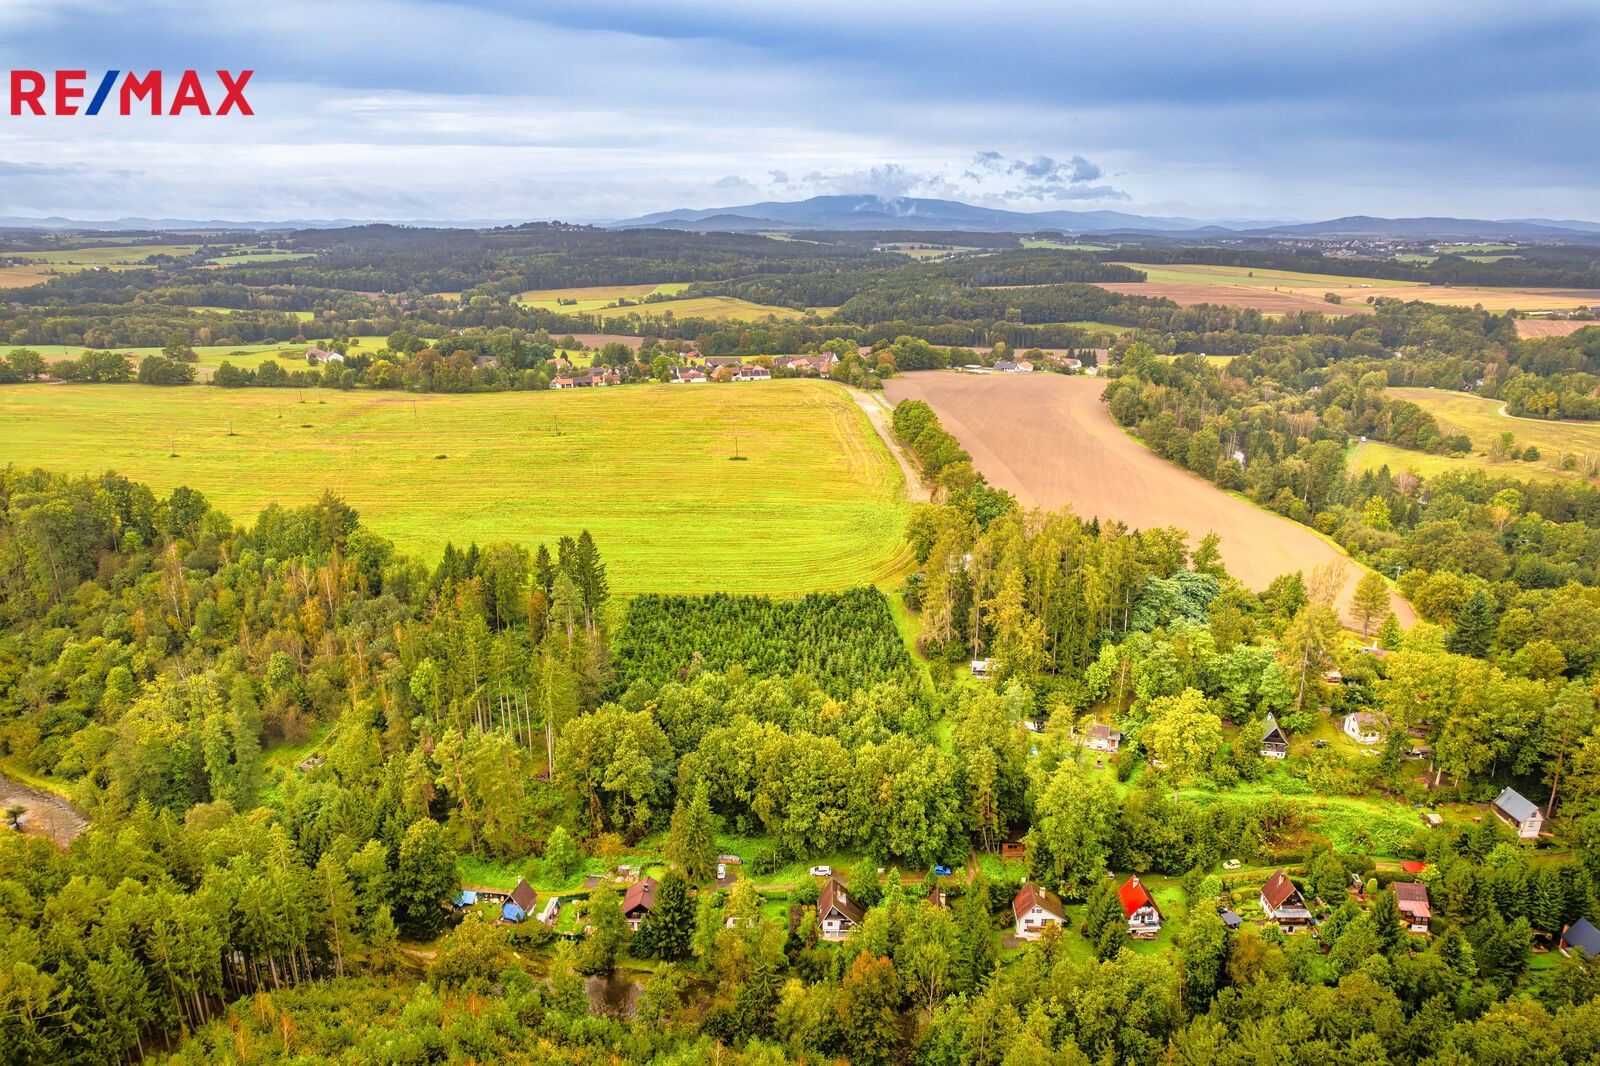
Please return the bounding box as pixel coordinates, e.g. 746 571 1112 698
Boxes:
0 379 911 596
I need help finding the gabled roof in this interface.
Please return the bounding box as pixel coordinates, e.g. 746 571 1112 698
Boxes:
819 878 866 925
1493 787 1540 823
1220 909 1242 929
1088 723 1121 742
1565 918 1600 958
510 878 537 913
622 876 659 916
1118 875 1157 918
1260 870 1303 911
1262 714 1287 744
1012 882 1065 921
1392 882 1430 917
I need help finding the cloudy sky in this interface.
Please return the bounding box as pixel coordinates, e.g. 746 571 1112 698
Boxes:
2 0 1597 224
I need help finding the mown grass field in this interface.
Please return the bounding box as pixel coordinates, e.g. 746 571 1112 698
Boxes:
1349 387 1600 483
0 379 911 595
515 283 803 322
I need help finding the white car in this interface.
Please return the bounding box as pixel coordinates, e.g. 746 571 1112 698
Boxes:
808 865 832 877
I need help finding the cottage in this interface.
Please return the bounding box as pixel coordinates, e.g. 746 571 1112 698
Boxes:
927 883 948 908
1261 714 1289 759
970 659 991 679
500 878 537 923
305 347 344 365
622 877 659 931
818 878 865 939
1012 882 1066 939
1343 712 1386 746
1393 882 1431 934
1561 918 1600 958
1000 839 1027 860
1490 787 1544 839
703 356 744 370
1119 875 1162 939
1259 870 1312 929
1085 723 1122 754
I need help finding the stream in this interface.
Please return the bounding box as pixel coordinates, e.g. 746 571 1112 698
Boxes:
0 773 89 848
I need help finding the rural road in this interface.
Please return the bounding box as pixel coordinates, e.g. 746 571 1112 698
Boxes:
883 371 1414 628
851 388 932 503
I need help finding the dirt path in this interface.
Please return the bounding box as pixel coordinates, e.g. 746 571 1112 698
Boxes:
852 388 931 503
883 372 1414 628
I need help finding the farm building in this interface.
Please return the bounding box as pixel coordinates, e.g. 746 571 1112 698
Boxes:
818 878 865 939
1012 882 1066 939
305 347 344 365
1561 918 1600 958
1260 870 1313 930
551 368 620 389
1490 787 1544 839
703 356 744 370
622 877 659 930
772 353 837 376
671 367 707 384
1343 712 1386 746
1119 876 1161 939
1261 714 1289 759
1084 723 1122 753
732 366 772 382
1393 882 1430 934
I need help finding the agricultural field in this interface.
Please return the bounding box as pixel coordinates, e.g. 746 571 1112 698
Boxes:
1099 261 1600 314
882 370 1413 626
1349 387 1600 482
11 243 203 267
1021 238 1116 251
1514 318 1599 338
516 284 803 322
0 378 911 596
0 263 54 288
205 250 314 264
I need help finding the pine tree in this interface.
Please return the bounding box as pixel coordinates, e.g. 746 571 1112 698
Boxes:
1447 588 1496 658
534 542 555 596
1377 612 1403 651
632 871 695 961
667 782 718 882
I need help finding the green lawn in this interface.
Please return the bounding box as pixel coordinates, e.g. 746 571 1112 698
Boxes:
0 379 911 596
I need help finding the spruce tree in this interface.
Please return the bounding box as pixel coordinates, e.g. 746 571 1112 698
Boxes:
1447 588 1496 658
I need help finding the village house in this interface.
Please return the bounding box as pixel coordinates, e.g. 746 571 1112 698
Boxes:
501 878 537 923
671 366 708 384
732 365 772 382
1393 882 1430 934
1261 714 1289 759
1490 787 1544 840
1259 870 1313 930
1119 875 1162 939
1343 711 1386 746
703 355 744 371
772 353 837 376
305 347 344 365
818 878 865 939
1560 918 1600 958
1012 882 1066 939
1084 723 1122 754
622 877 658 931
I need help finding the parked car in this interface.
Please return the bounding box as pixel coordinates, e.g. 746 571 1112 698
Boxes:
933 864 953 877
1223 859 1242 871
808 865 832 877
717 863 726 880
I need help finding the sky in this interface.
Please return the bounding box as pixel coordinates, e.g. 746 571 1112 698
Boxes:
1 0 1597 224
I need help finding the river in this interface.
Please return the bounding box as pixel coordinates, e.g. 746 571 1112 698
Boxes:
0 773 89 848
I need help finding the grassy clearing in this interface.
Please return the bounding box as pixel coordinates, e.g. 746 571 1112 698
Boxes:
1022 238 1115 251
1349 388 1600 483
515 285 802 323
515 283 690 313
0 379 910 596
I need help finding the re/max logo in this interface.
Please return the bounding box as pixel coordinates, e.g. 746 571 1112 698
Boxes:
7 70 253 116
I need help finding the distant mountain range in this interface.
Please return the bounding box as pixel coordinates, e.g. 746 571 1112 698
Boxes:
3 198 1598 240
606 196 1600 240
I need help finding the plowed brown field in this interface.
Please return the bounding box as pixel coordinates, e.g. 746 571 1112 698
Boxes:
883 372 1413 628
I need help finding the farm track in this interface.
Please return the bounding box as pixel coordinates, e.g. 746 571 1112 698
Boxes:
883 372 1414 627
